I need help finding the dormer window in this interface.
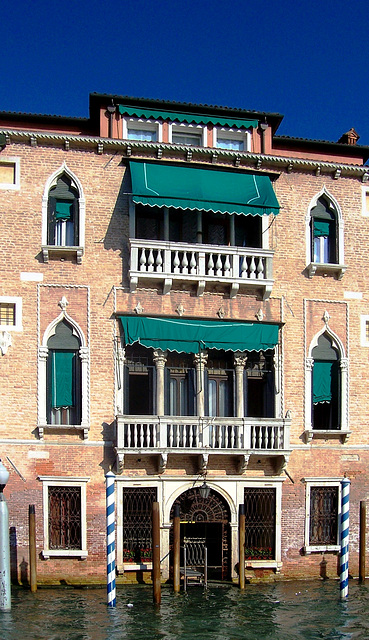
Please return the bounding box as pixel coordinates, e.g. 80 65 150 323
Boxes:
123 118 161 142
127 127 157 142
169 123 206 147
214 128 250 152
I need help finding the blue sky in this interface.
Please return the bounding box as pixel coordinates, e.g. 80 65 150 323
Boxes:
2 0 368 146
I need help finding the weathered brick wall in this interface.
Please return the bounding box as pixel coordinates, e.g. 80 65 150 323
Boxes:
1 139 369 584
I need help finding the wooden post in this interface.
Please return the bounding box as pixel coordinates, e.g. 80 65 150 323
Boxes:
29 505 37 593
239 503 245 590
173 504 180 593
152 501 161 604
359 500 366 583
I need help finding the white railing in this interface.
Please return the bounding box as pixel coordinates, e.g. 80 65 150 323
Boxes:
129 239 274 297
116 416 290 452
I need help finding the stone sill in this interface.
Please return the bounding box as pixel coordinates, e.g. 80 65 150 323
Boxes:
42 245 84 264
42 549 88 559
304 545 340 555
304 429 351 444
307 262 346 280
38 423 89 440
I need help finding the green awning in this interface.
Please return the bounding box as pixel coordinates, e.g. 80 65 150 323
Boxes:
119 316 279 353
119 105 258 129
313 361 333 404
130 162 280 217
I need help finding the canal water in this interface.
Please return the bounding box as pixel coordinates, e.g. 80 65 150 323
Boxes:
1 580 369 640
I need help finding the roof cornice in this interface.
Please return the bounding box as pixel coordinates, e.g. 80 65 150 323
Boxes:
1 128 368 181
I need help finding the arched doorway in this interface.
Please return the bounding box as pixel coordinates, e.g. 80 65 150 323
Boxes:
170 487 231 580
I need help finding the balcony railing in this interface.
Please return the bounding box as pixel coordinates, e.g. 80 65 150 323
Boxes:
129 239 274 298
116 416 290 453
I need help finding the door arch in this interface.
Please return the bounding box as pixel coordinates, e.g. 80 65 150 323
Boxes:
170 487 231 580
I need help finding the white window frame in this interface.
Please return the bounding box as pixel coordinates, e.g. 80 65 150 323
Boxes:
116 480 160 572
242 480 283 569
41 163 85 263
361 185 369 217
360 315 369 346
169 122 206 147
305 187 346 279
123 117 162 143
38 309 90 439
0 157 20 190
39 475 89 559
0 296 22 331
303 478 342 554
214 127 251 152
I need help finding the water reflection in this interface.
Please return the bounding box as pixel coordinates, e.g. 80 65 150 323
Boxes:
0 581 369 640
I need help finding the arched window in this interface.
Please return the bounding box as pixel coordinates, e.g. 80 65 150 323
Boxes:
305 328 349 442
42 164 85 263
306 189 345 279
311 196 337 264
312 333 340 430
47 174 79 247
38 306 89 439
47 320 81 426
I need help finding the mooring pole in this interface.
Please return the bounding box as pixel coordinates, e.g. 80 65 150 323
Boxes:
239 503 245 590
359 500 366 583
106 471 116 607
29 505 37 592
0 459 10 610
152 501 161 604
340 477 350 599
173 504 180 593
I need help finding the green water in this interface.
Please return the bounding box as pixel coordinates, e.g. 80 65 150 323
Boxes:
1 581 368 640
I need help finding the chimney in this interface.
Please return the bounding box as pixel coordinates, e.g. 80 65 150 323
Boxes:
338 127 360 145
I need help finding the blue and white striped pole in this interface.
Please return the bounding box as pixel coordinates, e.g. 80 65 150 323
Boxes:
340 476 350 599
106 470 116 607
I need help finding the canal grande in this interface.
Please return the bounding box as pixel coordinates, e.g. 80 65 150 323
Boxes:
1 581 369 640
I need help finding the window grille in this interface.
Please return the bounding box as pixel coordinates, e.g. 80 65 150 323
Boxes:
244 488 276 560
0 303 15 326
309 486 338 545
123 487 157 562
48 486 81 549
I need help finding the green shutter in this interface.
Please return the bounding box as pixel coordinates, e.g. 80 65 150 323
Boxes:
54 201 73 220
313 361 333 404
51 351 75 407
313 220 331 238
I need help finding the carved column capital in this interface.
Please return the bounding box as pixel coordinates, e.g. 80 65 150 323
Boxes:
39 346 49 361
153 349 167 368
193 351 208 368
233 351 247 369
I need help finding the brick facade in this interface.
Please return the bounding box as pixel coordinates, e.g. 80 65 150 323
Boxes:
1 94 369 585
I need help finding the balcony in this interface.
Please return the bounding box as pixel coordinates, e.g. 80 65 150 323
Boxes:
129 239 274 299
115 415 291 474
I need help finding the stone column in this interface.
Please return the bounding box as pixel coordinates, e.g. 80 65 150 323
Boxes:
305 357 314 431
38 346 49 428
234 351 247 418
153 349 167 415
115 345 125 415
193 351 208 417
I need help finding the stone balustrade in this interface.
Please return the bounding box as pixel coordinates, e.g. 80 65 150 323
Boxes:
129 239 274 298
